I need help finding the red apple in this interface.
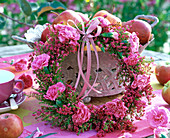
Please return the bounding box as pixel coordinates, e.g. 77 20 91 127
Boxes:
41 27 50 42
52 10 83 26
155 63 170 85
93 10 122 26
122 19 152 45
0 113 24 138
162 80 170 104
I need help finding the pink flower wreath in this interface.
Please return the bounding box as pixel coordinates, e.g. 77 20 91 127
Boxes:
29 16 155 137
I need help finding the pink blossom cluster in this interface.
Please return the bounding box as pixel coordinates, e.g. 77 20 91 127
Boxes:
12 58 28 72
7 3 20 14
146 106 170 128
72 102 91 125
131 74 150 90
105 99 128 119
44 82 66 101
124 53 139 66
57 104 73 115
31 54 50 70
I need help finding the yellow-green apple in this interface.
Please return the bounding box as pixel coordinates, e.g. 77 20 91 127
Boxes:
155 63 170 85
162 80 170 104
52 10 83 26
93 10 122 26
0 113 24 138
122 19 152 45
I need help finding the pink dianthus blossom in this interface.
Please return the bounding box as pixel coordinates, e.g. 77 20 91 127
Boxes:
128 32 139 53
31 54 50 70
7 3 20 14
72 102 91 125
131 74 149 90
154 126 169 138
105 99 128 119
53 24 80 43
44 82 66 101
12 58 28 72
124 53 139 66
146 106 170 128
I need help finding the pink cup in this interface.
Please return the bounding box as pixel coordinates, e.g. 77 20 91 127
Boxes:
0 70 25 104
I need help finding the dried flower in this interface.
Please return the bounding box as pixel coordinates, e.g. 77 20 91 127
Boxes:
16 73 33 89
146 106 170 128
12 58 28 72
31 54 50 70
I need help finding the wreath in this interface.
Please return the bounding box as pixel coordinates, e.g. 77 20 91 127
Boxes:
27 13 154 137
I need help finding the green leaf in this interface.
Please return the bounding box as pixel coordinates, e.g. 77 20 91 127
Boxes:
17 0 32 16
101 32 116 38
25 129 37 138
43 66 50 74
37 1 66 17
101 47 105 53
37 133 57 138
0 16 5 29
160 134 167 138
56 100 63 107
0 0 6 3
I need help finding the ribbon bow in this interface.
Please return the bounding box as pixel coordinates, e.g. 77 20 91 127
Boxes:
68 19 102 99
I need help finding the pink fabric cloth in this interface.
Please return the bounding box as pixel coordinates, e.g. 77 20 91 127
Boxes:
19 90 170 138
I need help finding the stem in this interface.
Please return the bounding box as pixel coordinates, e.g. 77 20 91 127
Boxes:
0 13 34 27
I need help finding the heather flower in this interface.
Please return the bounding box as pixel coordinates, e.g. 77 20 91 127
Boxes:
124 53 139 66
12 58 28 71
128 32 139 53
7 3 20 14
72 102 91 125
146 106 170 128
105 99 128 119
44 82 66 101
16 73 33 89
31 54 50 70
154 126 169 138
47 13 57 23
131 74 149 90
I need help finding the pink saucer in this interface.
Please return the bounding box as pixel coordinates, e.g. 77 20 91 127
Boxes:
0 92 26 113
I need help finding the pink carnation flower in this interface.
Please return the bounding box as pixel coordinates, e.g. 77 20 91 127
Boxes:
44 82 66 101
31 54 50 70
128 32 139 53
72 102 91 125
131 74 149 90
146 106 170 128
124 53 139 66
12 58 28 72
105 99 128 119
16 73 33 89
154 126 169 138
53 24 80 43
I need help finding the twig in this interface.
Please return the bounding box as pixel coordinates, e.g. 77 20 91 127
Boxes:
0 13 34 27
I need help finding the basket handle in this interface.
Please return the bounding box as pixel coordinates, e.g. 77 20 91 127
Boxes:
134 15 159 28
11 35 35 49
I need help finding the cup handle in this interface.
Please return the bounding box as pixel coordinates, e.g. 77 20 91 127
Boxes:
13 80 25 94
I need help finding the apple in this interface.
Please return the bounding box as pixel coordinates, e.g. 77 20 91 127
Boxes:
41 27 50 42
155 63 170 85
162 80 170 104
52 10 83 26
93 10 122 26
76 12 89 23
122 19 152 45
0 113 24 138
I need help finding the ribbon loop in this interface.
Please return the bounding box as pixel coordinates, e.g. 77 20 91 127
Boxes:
67 19 102 99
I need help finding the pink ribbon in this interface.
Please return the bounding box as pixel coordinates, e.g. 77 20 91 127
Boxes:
67 19 102 99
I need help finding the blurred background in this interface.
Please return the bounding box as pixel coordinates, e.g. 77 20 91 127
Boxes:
0 0 169 54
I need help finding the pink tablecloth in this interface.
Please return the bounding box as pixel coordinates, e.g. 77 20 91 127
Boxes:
0 53 169 138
